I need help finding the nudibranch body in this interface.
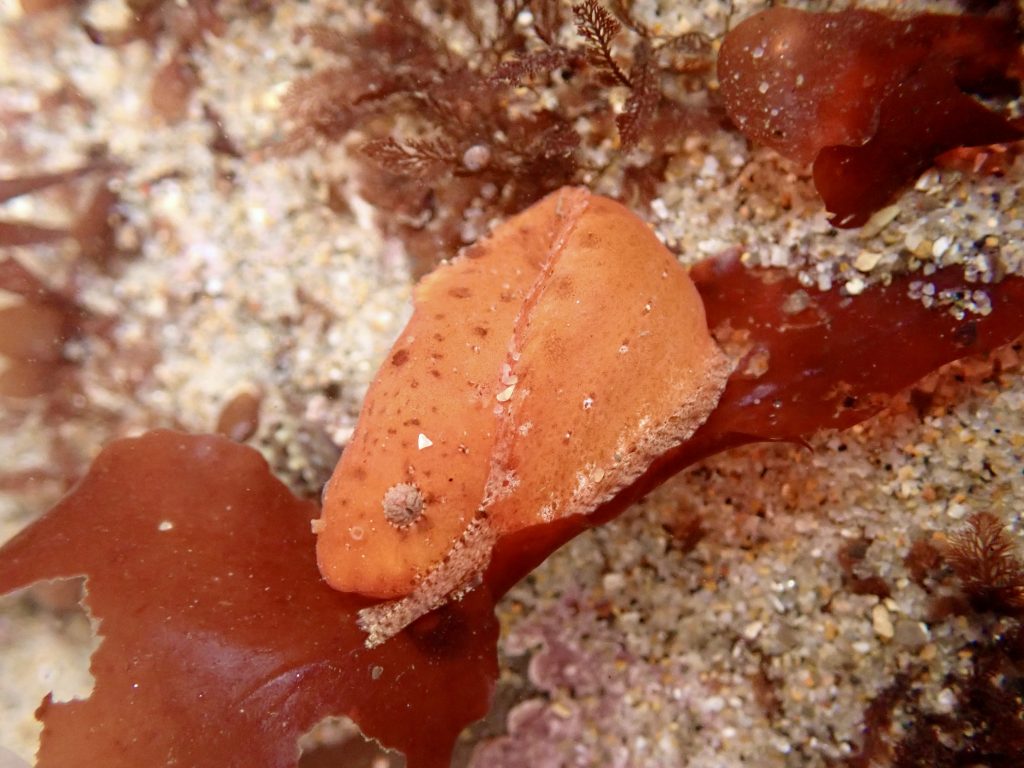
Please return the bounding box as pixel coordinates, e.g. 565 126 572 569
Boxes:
315 187 731 645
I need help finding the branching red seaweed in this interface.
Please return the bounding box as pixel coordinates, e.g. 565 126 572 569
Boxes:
281 0 716 274
945 512 1024 615
844 513 1024 766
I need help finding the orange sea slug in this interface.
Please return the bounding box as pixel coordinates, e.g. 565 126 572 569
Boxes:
315 187 732 645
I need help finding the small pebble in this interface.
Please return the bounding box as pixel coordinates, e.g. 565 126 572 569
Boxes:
872 604 894 640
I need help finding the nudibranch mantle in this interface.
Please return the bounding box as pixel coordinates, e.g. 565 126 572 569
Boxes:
315 187 732 646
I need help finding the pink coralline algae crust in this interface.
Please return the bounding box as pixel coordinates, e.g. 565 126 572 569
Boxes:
468 591 698 768
718 7 1024 227
0 253 1023 767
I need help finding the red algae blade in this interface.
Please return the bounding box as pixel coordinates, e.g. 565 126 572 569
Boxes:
718 7 1023 226
0 221 70 248
0 167 102 204
692 253 1024 444
0 431 497 768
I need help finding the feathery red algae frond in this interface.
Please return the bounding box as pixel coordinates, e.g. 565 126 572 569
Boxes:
946 512 1024 615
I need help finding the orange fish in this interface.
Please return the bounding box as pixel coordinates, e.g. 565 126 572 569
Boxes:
315 187 732 645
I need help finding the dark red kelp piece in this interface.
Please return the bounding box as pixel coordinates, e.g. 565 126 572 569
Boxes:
636 256 1024 510
718 7 1023 226
3 257 1024 767
0 431 498 768
692 253 1024 444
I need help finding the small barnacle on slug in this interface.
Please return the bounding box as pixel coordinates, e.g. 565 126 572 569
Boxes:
382 482 425 528
315 187 733 645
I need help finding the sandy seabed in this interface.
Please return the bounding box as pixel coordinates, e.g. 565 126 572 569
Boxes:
1 0 1023 766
